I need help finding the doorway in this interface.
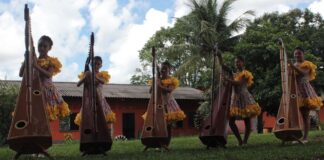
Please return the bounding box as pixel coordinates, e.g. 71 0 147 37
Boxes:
122 113 135 139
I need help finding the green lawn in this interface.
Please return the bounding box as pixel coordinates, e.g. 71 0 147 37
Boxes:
1 131 324 160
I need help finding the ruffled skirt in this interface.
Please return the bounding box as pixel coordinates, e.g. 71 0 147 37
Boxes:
142 96 186 122
297 80 323 109
44 85 70 121
229 90 261 118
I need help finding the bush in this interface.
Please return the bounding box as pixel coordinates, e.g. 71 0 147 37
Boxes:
0 81 18 145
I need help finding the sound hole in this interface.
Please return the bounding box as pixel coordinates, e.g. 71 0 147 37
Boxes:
277 117 285 125
33 90 41 95
15 120 27 129
146 126 152 132
290 94 296 99
84 129 92 134
205 125 211 130
157 105 163 109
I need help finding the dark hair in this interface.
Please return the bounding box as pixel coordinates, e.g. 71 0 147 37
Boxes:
39 35 53 47
94 56 102 63
295 46 304 53
162 61 172 69
235 55 245 63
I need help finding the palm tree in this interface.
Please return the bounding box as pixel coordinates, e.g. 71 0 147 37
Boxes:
189 0 254 53
174 0 254 87
183 0 254 123
133 0 253 89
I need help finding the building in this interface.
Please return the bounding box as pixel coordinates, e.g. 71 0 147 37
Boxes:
34 82 204 141
7 80 323 141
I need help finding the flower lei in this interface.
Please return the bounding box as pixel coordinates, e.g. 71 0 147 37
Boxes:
233 70 253 87
299 60 317 81
78 71 111 84
161 77 179 88
37 56 62 76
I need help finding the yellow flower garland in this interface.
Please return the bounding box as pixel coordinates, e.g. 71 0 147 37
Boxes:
74 113 81 126
230 104 261 118
105 112 116 123
161 77 179 88
234 70 254 87
47 101 70 121
78 72 85 80
37 56 62 76
142 112 148 120
165 111 186 121
74 111 116 126
147 77 179 88
142 111 186 122
78 71 111 84
299 97 323 109
97 71 111 84
299 60 317 81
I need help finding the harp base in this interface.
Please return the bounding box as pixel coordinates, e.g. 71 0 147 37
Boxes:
141 137 170 151
7 136 52 152
80 142 112 155
7 136 52 158
199 136 227 148
274 129 303 143
14 149 53 160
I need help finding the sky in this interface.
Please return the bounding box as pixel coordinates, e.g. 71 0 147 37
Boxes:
0 0 323 84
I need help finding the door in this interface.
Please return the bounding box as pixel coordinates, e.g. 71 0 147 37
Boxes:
122 113 135 139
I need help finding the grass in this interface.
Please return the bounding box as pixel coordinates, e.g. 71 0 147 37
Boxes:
1 131 324 160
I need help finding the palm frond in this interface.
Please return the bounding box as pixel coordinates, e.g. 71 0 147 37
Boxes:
217 0 236 24
228 10 255 33
199 20 218 47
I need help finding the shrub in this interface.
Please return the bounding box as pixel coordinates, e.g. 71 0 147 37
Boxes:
0 81 18 145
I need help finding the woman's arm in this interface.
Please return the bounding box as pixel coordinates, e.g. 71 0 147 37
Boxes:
33 63 53 78
158 82 175 93
77 77 85 87
223 74 245 86
77 71 90 87
96 76 106 85
289 61 309 76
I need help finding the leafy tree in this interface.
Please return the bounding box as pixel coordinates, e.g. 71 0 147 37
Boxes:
132 0 253 90
233 9 324 132
130 68 151 85
0 81 18 145
235 9 324 116
132 2 324 133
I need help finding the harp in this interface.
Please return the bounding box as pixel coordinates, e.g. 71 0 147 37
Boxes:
79 32 112 155
141 47 169 151
199 44 232 148
7 4 52 160
273 38 304 144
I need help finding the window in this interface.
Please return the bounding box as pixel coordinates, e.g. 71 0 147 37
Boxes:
59 115 71 132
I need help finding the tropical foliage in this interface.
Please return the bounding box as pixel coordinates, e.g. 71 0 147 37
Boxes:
235 9 324 115
132 1 324 116
0 81 18 145
131 0 254 90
